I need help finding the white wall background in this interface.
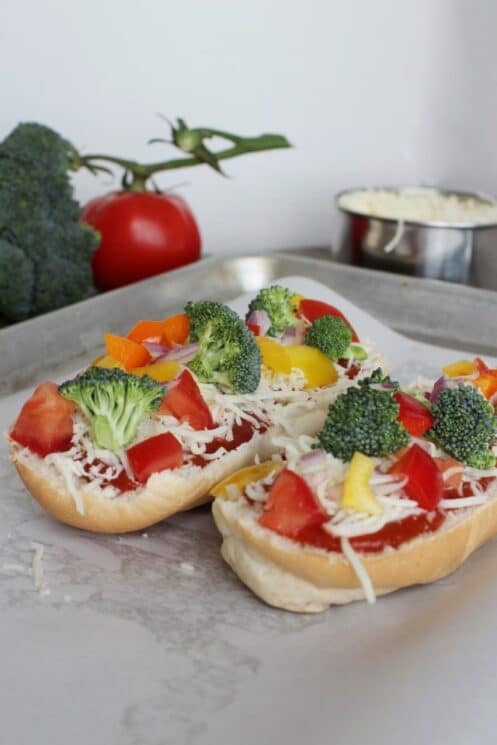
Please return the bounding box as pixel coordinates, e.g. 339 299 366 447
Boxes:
2 0 497 255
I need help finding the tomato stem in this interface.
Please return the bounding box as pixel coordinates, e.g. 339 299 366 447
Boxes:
75 123 291 191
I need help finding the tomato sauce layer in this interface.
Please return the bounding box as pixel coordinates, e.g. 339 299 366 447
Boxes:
443 476 494 500
191 419 265 467
295 511 446 554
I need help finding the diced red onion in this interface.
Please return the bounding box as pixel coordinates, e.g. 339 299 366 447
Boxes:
369 382 396 392
246 310 271 336
156 343 200 364
299 449 327 470
281 320 306 345
143 341 171 360
428 375 471 404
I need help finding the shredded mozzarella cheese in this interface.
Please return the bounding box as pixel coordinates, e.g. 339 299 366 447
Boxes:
341 537 376 604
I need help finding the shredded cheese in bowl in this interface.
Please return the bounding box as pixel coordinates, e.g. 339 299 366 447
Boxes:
337 187 497 227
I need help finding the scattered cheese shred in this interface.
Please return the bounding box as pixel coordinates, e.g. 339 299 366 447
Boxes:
341 537 376 604
31 542 47 592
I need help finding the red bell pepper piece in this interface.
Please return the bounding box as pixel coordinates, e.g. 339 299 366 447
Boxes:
127 432 183 483
159 369 214 430
389 444 443 510
394 392 434 437
11 382 75 457
298 298 359 342
259 468 328 538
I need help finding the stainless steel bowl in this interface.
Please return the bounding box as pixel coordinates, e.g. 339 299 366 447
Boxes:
334 186 497 287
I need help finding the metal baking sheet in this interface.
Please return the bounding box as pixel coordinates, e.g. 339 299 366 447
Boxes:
2 253 497 745
3 251 497 394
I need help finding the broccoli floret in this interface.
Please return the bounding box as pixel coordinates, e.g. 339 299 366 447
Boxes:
246 285 297 337
59 368 164 451
316 381 409 462
429 384 496 468
305 315 352 360
360 368 400 391
186 300 261 393
0 122 98 322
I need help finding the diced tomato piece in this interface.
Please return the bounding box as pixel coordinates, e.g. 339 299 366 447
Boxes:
127 432 183 483
10 382 76 457
433 457 463 491
159 370 214 430
389 444 443 510
297 298 359 342
394 392 434 437
259 469 328 538
246 322 261 336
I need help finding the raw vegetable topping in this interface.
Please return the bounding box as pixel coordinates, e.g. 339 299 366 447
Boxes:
316 370 409 461
59 367 164 451
304 315 353 361
429 384 496 469
186 300 262 393
246 286 298 337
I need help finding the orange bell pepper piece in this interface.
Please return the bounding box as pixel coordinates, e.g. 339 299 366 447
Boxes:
474 373 497 400
442 359 477 378
105 333 151 370
127 320 167 343
161 314 190 347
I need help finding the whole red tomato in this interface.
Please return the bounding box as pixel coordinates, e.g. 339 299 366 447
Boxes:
82 191 201 291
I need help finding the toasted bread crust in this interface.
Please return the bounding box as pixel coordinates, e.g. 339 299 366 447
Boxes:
212 495 497 612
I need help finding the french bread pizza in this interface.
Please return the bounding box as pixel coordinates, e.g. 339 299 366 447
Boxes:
212 358 497 612
8 288 384 533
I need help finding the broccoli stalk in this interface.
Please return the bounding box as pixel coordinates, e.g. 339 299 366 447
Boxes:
0 123 99 322
246 285 298 337
429 384 496 468
186 300 261 393
316 373 409 461
305 315 352 360
59 368 164 451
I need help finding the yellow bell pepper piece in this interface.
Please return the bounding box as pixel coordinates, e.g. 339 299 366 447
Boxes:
341 452 383 515
132 360 181 382
285 345 338 389
256 337 292 374
257 338 337 389
443 359 477 378
210 460 284 500
291 292 305 310
91 354 125 370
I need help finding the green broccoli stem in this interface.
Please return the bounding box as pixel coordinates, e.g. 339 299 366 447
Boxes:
77 132 291 192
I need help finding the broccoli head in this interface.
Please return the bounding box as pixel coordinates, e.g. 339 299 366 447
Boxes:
186 300 261 393
246 285 297 337
59 367 164 451
0 236 34 322
0 122 99 322
305 315 352 360
316 377 409 461
429 384 496 468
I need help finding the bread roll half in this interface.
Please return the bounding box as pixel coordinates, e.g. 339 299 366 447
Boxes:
212 493 497 613
8 406 328 534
